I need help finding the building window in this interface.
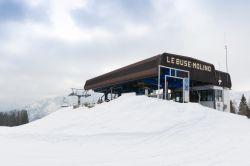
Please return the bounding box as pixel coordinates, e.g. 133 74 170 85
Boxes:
215 90 223 102
200 90 214 101
207 90 214 101
200 90 207 101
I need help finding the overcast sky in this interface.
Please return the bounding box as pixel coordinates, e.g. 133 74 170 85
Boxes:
0 0 250 105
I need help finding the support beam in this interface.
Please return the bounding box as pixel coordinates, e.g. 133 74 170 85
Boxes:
164 78 168 100
111 88 113 100
104 92 108 101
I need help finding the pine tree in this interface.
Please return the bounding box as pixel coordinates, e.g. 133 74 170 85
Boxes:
20 110 29 125
238 94 250 118
0 112 4 125
230 100 236 114
248 97 250 110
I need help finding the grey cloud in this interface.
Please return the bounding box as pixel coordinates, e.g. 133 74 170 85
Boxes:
71 0 153 30
0 0 26 22
195 0 250 29
0 0 49 23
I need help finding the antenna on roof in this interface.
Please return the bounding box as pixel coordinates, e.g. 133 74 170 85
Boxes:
224 33 229 82
225 45 229 73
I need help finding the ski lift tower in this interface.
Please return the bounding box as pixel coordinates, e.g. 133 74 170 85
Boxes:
68 88 91 109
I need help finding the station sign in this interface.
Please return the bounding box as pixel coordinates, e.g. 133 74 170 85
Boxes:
166 56 212 72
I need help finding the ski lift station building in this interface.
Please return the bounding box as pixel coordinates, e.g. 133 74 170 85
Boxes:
84 53 232 112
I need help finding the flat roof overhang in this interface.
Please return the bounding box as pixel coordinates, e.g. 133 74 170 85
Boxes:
84 55 160 90
84 53 232 92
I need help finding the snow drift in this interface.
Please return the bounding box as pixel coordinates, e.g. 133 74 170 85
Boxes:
0 93 250 166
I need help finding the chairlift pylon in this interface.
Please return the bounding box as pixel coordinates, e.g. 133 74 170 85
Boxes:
68 88 91 109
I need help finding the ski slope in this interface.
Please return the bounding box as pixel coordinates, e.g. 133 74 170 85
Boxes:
0 93 250 166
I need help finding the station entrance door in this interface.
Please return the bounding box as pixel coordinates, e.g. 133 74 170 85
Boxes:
158 66 190 103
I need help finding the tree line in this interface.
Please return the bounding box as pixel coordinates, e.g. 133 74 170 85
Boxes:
0 110 29 127
230 94 250 118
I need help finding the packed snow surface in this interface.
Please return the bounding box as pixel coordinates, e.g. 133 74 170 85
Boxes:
0 94 250 166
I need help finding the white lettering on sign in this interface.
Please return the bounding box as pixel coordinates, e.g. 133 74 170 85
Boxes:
166 56 212 72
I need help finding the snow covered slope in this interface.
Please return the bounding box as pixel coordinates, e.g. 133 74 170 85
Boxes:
0 94 250 166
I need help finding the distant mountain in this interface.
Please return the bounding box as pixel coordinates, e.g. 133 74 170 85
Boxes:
24 90 103 121
0 102 24 112
23 96 65 121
